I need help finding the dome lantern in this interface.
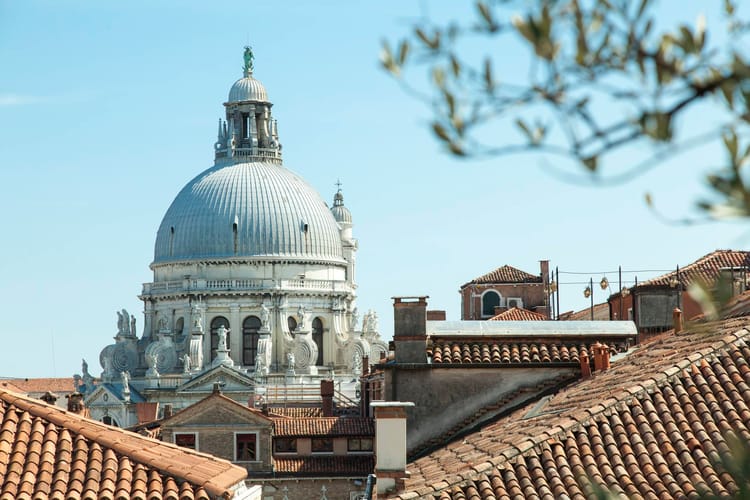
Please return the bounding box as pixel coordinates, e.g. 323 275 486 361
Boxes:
215 47 282 164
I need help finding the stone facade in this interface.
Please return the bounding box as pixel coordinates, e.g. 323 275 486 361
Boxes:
81 49 386 426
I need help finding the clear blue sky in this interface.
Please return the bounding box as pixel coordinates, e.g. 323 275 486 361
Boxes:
1 1 746 379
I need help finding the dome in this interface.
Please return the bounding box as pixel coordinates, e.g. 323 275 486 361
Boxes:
330 191 352 224
228 75 268 103
153 162 345 264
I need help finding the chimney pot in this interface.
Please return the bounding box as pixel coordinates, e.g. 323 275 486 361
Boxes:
673 307 683 333
579 351 592 379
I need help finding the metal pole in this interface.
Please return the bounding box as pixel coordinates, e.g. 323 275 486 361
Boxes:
590 277 594 320
618 265 623 320
555 267 560 321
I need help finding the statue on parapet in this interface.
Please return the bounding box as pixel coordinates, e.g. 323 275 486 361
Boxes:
260 303 270 330
180 353 191 373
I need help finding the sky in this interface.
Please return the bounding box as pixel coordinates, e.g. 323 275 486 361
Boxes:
1 1 747 379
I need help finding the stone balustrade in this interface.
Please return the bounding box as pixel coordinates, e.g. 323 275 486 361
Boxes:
142 278 352 296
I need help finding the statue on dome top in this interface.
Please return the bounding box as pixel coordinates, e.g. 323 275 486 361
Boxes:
243 46 254 75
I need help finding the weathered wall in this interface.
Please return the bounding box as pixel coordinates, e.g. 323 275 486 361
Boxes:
255 478 366 500
162 403 273 473
384 366 578 454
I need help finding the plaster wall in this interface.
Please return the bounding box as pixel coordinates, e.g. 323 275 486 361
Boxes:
385 366 577 453
375 418 407 470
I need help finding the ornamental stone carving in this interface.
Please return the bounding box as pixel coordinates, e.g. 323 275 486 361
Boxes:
291 332 317 372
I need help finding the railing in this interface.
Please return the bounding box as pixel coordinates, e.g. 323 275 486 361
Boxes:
142 278 352 295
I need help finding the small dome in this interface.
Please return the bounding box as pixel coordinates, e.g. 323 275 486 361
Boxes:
228 75 268 103
330 190 352 224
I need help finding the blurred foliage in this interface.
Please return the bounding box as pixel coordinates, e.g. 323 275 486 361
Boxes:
382 0 750 219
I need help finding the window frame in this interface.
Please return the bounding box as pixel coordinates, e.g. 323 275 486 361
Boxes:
174 432 198 450
234 431 259 462
242 315 261 366
311 437 334 454
273 437 298 454
347 437 374 453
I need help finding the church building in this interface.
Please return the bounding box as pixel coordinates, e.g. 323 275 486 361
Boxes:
80 48 386 427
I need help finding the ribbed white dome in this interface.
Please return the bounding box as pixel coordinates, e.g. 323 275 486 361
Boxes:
153 162 344 264
228 75 268 102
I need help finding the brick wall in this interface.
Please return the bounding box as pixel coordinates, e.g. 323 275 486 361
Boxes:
257 478 366 500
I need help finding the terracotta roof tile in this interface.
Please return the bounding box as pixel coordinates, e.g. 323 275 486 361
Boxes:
639 249 750 288
268 407 323 418
0 388 246 499
463 265 542 287
273 455 374 476
489 307 547 321
272 417 374 437
559 302 610 321
428 339 628 365
0 378 75 394
390 315 750 499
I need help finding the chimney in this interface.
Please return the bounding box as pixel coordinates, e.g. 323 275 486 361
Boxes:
426 310 446 321
321 379 334 417
66 392 85 415
163 403 173 418
371 401 415 495
392 297 429 364
592 343 611 372
362 356 370 376
40 391 58 405
673 307 683 333
579 351 591 379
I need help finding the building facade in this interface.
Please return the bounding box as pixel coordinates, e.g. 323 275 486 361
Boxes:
81 48 386 426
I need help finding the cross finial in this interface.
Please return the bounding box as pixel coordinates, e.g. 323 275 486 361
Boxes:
335 178 342 192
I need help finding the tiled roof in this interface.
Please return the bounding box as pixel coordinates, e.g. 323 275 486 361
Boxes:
273 455 374 476
0 388 247 499
489 307 547 321
269 407 323 418
428 340 627 364
390 315 750 499
463 265 542 287
560 302 610 321
639 249 750 288
0 377 75 394
273 417 374 437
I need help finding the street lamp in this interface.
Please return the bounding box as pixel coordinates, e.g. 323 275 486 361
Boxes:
583 276 610 320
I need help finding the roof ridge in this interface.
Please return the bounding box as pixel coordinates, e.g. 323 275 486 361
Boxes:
0 388 247 498
470 326 750 468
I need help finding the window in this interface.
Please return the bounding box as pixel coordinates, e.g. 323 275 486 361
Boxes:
348 438 373 452
235 433 258 461
175 433 197 450
312 317 324 365
274 438 297 453
210 316 230 360
287 316 297 333
102 416 119 427
311 438 333 453
242 315 261 365
481 290 501 316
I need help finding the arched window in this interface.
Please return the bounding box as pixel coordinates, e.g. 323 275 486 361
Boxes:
210 316 230 360
312 317 324 366
175 317 184 336
287 316 298 333
242 315 261 366
482 291 501 317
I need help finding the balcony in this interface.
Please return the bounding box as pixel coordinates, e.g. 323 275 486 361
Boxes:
141 278 352 296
